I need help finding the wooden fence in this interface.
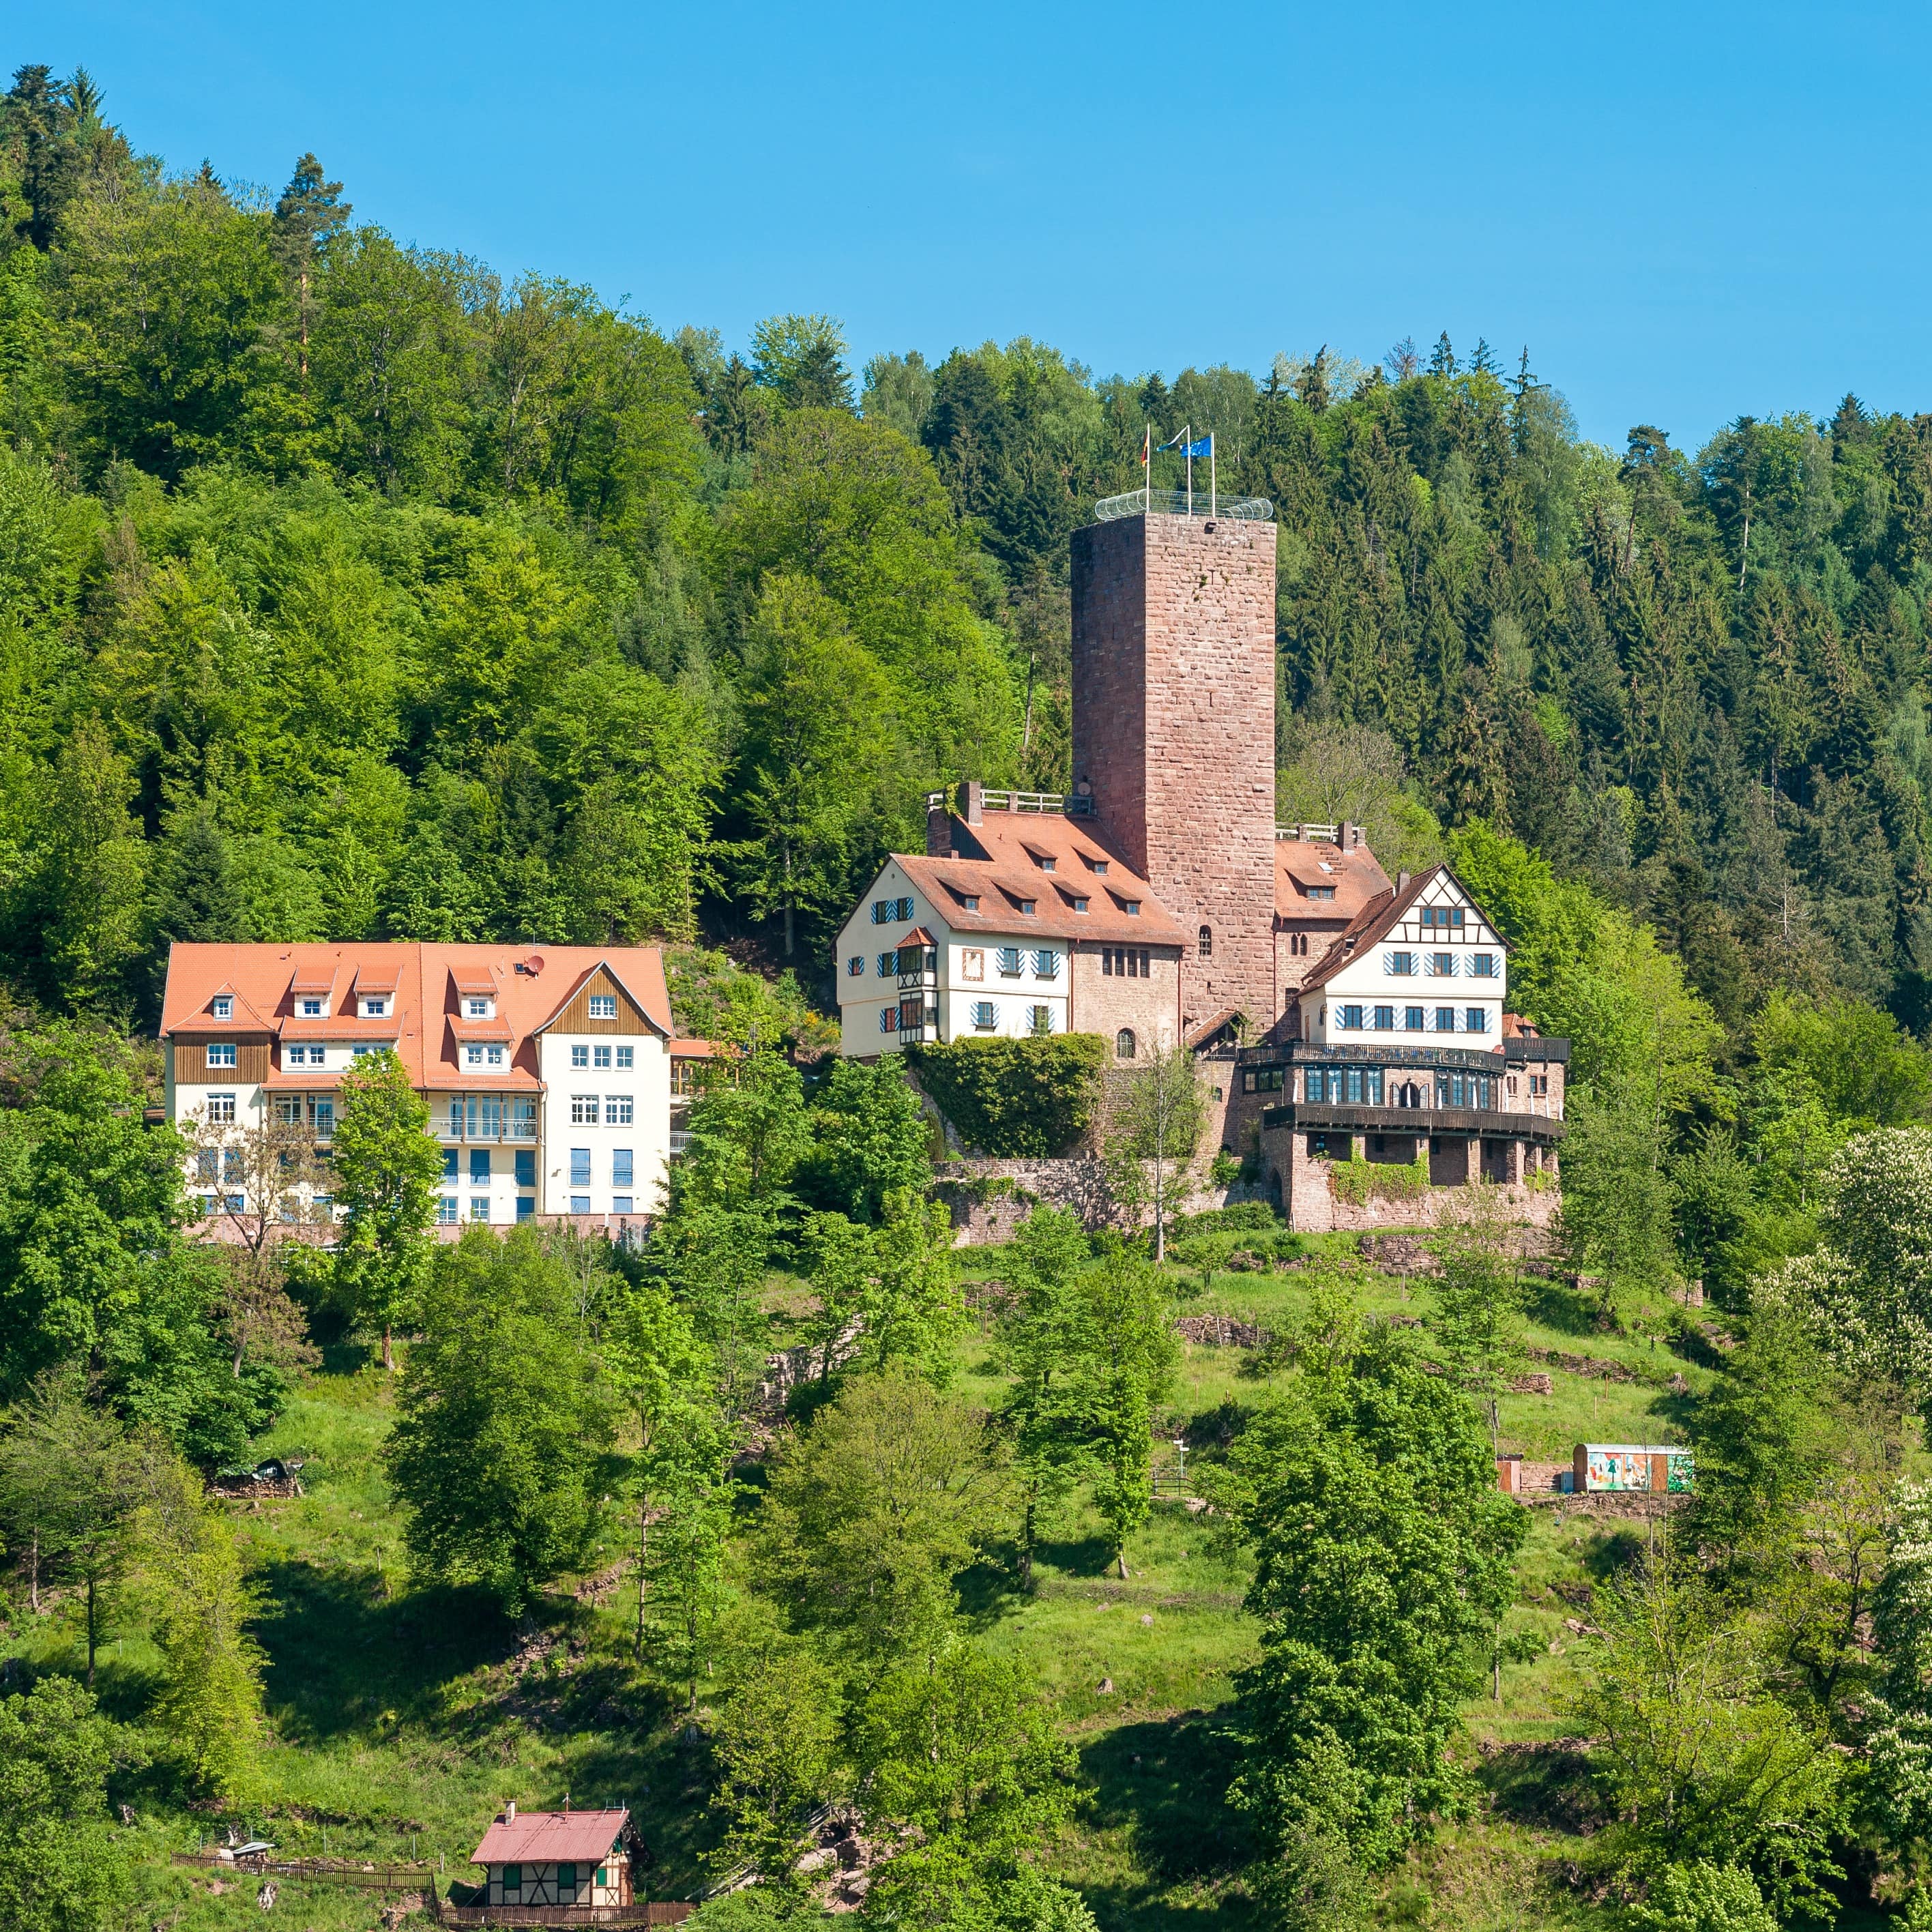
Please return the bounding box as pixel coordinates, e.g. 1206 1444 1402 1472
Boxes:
170 1854 427 1892
428 1899 693 1927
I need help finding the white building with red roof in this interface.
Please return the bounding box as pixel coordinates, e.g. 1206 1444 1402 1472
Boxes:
160 943 714 1229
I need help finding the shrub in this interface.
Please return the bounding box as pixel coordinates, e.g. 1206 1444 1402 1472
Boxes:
907 1036 1107 1157
1329 1154 1429 1207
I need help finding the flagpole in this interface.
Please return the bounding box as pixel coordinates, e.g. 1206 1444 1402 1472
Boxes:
1210 432 1217 520
1184 425 1192 518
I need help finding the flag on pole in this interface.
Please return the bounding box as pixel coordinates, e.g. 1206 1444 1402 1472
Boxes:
1156 428 1188 452
1182 435 1212 458
1141 425 1151 466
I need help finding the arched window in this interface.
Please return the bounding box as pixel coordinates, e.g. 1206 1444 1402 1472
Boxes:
1198 924 1213 956
1115 1029 1137 1059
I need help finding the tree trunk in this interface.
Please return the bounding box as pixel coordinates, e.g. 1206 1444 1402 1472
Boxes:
383 1323 394 1372
1020 1491 1036 1592
634 1499 649 1660
1115 1549 1128 1580
86 1573 97 1688
29 1531 38 1614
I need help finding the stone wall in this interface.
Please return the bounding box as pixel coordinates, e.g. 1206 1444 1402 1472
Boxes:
1067 941 1182 1055
1071 515 1279 1035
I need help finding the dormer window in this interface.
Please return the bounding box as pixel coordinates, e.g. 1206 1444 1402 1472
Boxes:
211 995 232 1019
1029 851 1057 873
588 993 617 1019
465 996 493 1019
1070 896 1089 913
1121 898 1141 916
299 997 323 1018
1082 855 1110 875
1018 899 1037 916
362 997 387 1018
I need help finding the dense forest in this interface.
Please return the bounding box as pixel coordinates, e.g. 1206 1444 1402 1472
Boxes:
19 59 1932 1932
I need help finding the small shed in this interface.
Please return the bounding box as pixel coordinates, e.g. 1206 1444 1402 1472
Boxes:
470 1804 634 1909
1573 1443 1693 1495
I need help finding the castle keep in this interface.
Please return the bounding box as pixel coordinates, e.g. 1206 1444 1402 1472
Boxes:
834 493 1566 1230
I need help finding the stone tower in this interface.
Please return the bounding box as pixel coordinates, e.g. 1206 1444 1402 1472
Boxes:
1070 512 1278 1032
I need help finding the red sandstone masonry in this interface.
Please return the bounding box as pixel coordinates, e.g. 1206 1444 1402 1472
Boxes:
1071 516 1278 1035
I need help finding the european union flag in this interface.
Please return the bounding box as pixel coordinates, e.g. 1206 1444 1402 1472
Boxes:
1182 435 1212 458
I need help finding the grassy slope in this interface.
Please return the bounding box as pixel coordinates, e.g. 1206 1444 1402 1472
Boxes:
2 1241 1863 1931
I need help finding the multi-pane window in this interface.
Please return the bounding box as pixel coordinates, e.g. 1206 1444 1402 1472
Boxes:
877 952 895 976
207 1042 237 1067
362 997 387 1016
275 1097 303 1124
1304 885 1336 900
1385 951 1414 975
1434 1007 1457 1032
606 1095 634 1126
558 1866 579 1905
588 994 617 1019
995 947 1023 976
1338 1004 1363 1029
1373 1004 1394 1029
1530 1073 1549 1096
1435 1072 1492 1109
1427 952 1456 976
310 1099 334 1136
1242 1067 1285 1094
613 1150 634 1186
870 896 915 924
1102 948 1152 978
466 1045 484 1066
211 996 233 1018
207 1092 236 1124
572 1095 598 1124
1034 950 1059 978
470 1197 491 1223
302 1045 325 1065
971 1000 996 1029
879 1008 896 1034
571 1044 590 1068
222 1148 244 1184
616 1045 633 1068
570 1148 591 1185
437 1197 458 1225
299 997 323 1016
1420 906 1465 930
195 1150 220 1184
1029 1005 1053 1034
847 954 866 976
488 1046 503 1066
594 1044 613 1069
1469 954 1497 977
465 997 488 1017
353 1044 377 1058
1465 1008 1489 1034
513 1098 536 1137
1405 1006 1424 1030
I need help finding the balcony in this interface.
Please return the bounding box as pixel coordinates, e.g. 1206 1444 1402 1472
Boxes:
1260 1098 1563 1147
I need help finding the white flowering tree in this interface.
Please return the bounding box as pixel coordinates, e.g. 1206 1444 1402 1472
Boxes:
1754 1128 1932 1392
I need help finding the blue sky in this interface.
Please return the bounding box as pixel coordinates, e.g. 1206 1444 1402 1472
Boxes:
14 0 1928 450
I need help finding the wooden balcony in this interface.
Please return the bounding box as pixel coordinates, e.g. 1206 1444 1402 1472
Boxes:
1260 1100 1564 1146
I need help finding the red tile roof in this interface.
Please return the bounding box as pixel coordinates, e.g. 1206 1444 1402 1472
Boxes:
889 813 1187 945
470 1808 628 1867
1274 836 1392 923
160 944 676 1091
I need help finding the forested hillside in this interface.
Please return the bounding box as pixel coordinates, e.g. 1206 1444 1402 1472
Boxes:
5 65 1932 1036
22 59 1932 1932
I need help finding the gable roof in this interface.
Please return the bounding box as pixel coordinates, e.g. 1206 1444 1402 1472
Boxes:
160 944 677 1090
1274 836 1392 923
1295 865 1441 993
873 813 1188 946
470 1807 628 1867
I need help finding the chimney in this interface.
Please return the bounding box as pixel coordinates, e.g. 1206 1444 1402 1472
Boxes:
505 1802 516 1822
1397 870 1411 894
925 792 952 858
1339 820 1364 851
958 778 984 826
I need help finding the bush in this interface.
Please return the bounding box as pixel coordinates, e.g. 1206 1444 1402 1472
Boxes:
1173 1203 1283 1235
1329 1154 1429 1207
907 1036 1106 1157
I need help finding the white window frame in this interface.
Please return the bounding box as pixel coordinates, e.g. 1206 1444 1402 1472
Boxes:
571 1044 589 1068
207 1092 236 1124
615 1045 634 1068
606 1095 634 1126
588 994 617 1019
207 1042 237 1067
211 996 232 1019
571 1095 598 1124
